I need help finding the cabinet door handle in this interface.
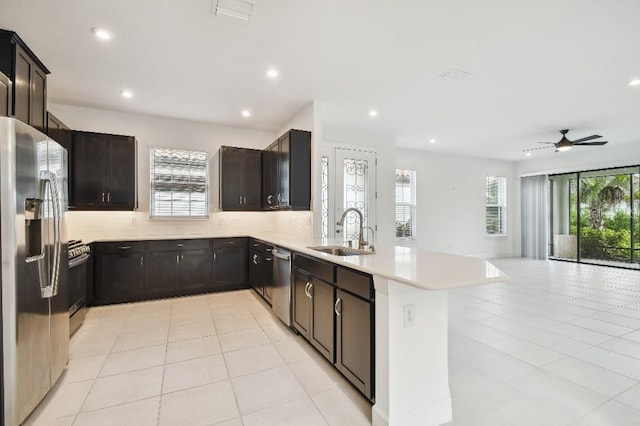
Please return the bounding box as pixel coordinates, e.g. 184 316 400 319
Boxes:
213 252 217 261
239 196 243 204
107 192 110 203
140 257 143 267
304 282 310 298
305 282 313 298
335 298 342 316
118 246 131 250
265 257 272 261
102 192 105 203
176 254 180 264
277 193 282 204
267 194 273 205
252 254 258 265
177 244 184 247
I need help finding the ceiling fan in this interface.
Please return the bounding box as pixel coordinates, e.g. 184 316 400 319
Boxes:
524 129 608 153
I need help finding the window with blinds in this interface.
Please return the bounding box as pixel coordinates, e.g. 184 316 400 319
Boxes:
486 176 507 235
150 147 209 218
395 169 417 238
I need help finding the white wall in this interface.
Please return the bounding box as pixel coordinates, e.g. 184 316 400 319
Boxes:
396 149 519 258
49 103 313 241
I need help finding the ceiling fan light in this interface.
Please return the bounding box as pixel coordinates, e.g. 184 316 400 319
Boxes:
557 145 572 152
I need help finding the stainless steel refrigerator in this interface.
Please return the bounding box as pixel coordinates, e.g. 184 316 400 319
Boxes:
1 117 69 426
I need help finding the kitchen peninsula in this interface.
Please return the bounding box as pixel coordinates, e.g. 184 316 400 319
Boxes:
90 232 507 426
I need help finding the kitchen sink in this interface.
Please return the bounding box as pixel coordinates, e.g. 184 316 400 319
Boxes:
307 245 375 256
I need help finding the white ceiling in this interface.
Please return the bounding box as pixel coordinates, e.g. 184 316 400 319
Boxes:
1 0 640 161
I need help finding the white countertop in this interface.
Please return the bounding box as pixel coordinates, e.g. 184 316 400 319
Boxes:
89 232 507 291
250 233 508 291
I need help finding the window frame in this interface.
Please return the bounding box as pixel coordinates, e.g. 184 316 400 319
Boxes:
395 169 417 240
149 146 210 219
485 175 507 237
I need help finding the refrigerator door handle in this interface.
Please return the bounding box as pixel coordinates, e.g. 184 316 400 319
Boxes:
49 171 62 297
38 171 62 298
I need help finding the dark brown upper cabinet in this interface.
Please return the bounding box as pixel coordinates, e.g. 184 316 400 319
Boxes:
46 112 72 151
0 70 11 117
263 129 311 210
219 146 262 211
72 130 137 210
0 30 49 132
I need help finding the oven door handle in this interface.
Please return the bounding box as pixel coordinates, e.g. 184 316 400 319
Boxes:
69 253 91 268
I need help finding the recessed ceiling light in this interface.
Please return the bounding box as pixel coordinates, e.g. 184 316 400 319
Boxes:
120 89 133 98
91 27 112 41
525 152 532 157
629 78 640 87
429 138 436 144
369 109 378 117
241 109 251 117
266 68 279 79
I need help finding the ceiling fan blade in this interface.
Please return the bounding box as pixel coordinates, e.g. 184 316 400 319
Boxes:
523 146 554 152
572 135 602 143
536 142 556 144
573 141 608 146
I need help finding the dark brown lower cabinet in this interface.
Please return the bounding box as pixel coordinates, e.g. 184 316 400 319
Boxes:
292 270 312 337
91 238 244 306
249 240 274 305
249 248 263 295
263 246 274 304
309 277 335 362
292 268 335 363
145 250 179 296
335 288 374 400
179 247 211 292
212 238 249 290
94 243 145 305
145 240 211 297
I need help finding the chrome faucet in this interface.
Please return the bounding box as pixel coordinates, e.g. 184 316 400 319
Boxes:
337 208 367 250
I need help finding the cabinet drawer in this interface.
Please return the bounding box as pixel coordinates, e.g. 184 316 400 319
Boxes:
293 253 334 283
336 267 374 300
250 239 265 252
147 239 210 252
213 238 248 249
95 241 145 254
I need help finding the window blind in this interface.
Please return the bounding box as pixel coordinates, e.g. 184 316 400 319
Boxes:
486 176 507 235
150 147 209 218
395 169 417 238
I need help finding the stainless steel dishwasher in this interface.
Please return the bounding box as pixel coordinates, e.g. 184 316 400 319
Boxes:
272 247 292 326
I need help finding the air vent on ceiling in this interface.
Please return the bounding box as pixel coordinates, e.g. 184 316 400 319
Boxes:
439 68 471 80
213 0 257 24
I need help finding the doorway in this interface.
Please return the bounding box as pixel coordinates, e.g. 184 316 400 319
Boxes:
320 146 377 245
549 166 640 269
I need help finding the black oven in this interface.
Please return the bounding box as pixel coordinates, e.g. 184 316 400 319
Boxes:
68 240 90 336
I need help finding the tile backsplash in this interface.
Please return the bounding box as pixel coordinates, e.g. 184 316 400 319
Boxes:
65 210 313 242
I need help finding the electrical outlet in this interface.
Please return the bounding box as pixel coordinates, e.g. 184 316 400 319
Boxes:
403 304 415 328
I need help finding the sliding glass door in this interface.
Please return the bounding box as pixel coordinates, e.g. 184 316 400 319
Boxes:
549 166 640 269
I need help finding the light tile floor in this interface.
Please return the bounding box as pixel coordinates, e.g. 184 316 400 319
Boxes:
24 258 640 426
24 289 370 426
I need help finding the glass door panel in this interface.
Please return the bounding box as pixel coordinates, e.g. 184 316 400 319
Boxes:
578 167 635 267
549 173 578 261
